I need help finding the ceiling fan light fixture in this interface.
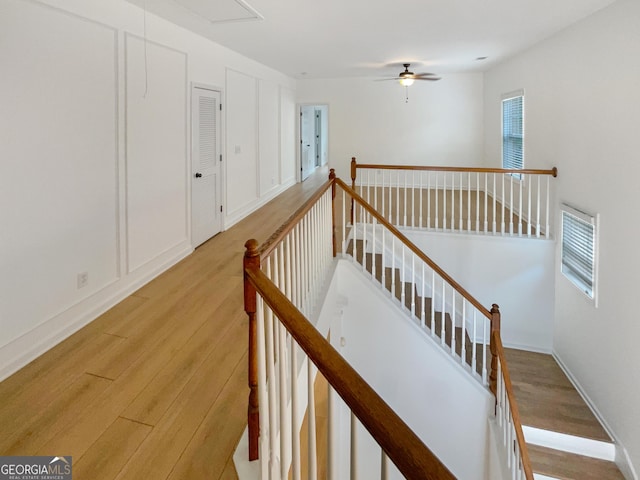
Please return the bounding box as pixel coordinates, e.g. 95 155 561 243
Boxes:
399 77 414 87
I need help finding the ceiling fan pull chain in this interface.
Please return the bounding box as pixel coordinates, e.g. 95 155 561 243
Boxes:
405 86 409 103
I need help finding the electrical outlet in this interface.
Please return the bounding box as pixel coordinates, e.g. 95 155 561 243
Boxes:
77 272 88 289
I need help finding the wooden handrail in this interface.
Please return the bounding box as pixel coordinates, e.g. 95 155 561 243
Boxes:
335 177 492 320
258 179 333 259
492 331 534 480
351 157 558 177
245 263 456 479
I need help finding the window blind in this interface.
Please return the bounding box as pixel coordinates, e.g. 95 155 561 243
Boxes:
561 207 596 298
502 95 524 170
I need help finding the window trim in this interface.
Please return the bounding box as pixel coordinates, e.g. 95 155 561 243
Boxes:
501 90 525 178
560 203 599 306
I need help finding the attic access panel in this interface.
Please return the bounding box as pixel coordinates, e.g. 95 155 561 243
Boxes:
175 0 263 23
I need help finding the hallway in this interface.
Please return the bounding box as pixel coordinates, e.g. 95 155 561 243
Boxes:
0 168 329 480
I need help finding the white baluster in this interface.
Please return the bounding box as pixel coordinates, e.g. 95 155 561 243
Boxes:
372 217 377 281
482 318 488 385
443 172 447 230
502 174 506 235
403 171 407 227
278 322 289 480
434 172 439 229
328 382 335 480
290 335 301 480
430 269 436 336
374 170 378 213
421 263 426 328
536 176 541 238
391 236 396 300
476 172 480 232
400 245 406 308
381 225 386 290
441 279 446 347
484 173 489 233
411 171 416 227
256 298 269 475
459 172 463 231
527 175 532 238
545 175 550 237
518 175 523 236
472 310 477 376
380 451 389 480
361 204 367 273
411 254 416 317
342 191 346 254
427 171 432 229
492 173 497 234
451 289 456 355
461 300 467 366
308 359 318 480
264 294 278 478
350 412 357 480
419 171 423 228
450 172 455 230
509 174 514 235
395 171 400 225
388 171 393 223
467 171 471 231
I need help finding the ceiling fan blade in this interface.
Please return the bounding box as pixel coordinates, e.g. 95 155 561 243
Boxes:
374 77 402 82
413 73 439 78
414 76 441 81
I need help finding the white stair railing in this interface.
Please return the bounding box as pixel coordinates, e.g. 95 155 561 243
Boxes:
350 158 557 238
337 177 494 385
244 170 532 479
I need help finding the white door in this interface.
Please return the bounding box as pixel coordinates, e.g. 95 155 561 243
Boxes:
300 105 316 181
192 86 222 248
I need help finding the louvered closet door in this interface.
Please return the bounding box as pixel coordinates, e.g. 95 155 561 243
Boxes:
191 86 222 247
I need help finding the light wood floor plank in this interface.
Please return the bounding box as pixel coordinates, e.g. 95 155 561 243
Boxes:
504 348 611 442
114 324 248 480
121 298 245 426
73 417 152 480
165 355 247 480
0 373 112 455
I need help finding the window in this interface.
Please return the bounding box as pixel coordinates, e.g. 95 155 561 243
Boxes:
561 204 598 302
502 91 524 172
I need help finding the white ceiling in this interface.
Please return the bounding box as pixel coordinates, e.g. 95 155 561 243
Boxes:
127 0 617 79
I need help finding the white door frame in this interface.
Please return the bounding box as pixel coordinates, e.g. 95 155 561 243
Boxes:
191 83 225 247
297 103 329 182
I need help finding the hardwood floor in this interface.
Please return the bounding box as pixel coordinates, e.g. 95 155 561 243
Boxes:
0 167 330 480
504 348 624 479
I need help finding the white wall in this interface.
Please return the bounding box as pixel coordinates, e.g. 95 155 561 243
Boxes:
297 74 484 179
326 261 493 479
0 0 296 380
405 231 555 352
483 0 640 475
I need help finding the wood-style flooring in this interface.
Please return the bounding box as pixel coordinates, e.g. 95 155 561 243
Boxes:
0 167 331 480
504 348 624 479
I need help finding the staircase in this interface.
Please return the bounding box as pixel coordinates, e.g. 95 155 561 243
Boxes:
346 238 625 479
346 239 482 377
504 349 624 479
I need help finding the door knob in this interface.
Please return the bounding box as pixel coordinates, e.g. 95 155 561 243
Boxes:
195 173 202 178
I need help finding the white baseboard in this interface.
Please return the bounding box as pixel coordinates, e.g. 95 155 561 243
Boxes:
0 244 192 382
553 351 638 480
224 179 297 231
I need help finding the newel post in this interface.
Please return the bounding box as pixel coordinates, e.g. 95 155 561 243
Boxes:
329 168 337 257
489 303 501 401
350 157 357 224
244 239 260 461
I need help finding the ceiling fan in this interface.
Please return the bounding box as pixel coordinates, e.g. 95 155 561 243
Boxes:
378 63 441 86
